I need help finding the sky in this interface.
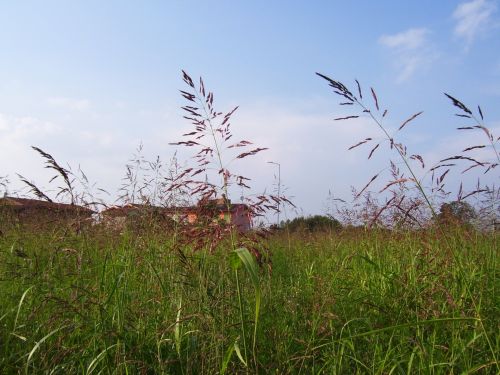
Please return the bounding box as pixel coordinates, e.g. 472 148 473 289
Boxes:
0 0 499 220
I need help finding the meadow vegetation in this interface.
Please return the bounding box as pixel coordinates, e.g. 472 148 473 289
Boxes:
0 71 498 373
0 222 498 373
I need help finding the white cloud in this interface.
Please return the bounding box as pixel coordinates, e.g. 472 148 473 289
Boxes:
0 113 61 195
379 28 438 83
379 28 429 50
0 113 59 139
0 111 125 199
225 99 389 215
453 0 497 49
47 96 91 111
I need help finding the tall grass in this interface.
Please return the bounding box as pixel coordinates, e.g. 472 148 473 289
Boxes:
0 71 498 374
0 225 498 373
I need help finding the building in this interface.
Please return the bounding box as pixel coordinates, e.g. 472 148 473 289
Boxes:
101 198 252 232
184 198 252 232
0 196 94 228
100 203 175 231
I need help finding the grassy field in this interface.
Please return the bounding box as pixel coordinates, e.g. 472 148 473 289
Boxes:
0 223 498 374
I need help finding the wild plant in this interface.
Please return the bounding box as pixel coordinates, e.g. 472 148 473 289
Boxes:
474 184 499 230
18 146 76 204
162 151 192 208
443 93 499 170
351 162 430 228
316 73 499 230
317 72 499 370
0 174 10 196
324 189 345 220
169 70 293 372
169 70 292 256
15 146 108 233
117 142 149 205
117 142 177 207
440 94 499 229
316 73 438 228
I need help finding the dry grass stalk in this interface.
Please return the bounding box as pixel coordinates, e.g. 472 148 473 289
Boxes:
317 73 499 230
169 70 293 259
317 72 434 228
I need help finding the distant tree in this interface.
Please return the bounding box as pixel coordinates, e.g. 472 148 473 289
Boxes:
437 201 476 226
283 215 342 232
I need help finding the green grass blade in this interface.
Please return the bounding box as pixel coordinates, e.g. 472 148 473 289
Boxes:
234 340 247 367
234 248 259 289
25 325 68 374
220 342 235 375
87 343 118 374
14 286 33 333
175 298 182 356
234 247 261 368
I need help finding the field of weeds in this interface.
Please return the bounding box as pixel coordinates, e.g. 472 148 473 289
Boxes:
3 0 500 372
1 71 499 374
0 224 498 374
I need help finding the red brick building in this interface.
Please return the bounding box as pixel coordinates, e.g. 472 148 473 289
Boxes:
101 198 252 232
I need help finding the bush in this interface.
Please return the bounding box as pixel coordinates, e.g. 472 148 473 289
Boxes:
437 200 476 227
283 215 342 232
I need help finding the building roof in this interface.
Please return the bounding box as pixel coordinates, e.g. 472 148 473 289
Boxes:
0 196 94 214
101 203 167 217
101 201 250 217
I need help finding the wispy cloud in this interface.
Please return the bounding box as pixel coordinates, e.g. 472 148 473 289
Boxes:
0 110 131 199
453 0 497 49
0 113 59 138
230 99 390 213
379 28 429 50
379 28 438 83
47 96 91 111
0 112 61 193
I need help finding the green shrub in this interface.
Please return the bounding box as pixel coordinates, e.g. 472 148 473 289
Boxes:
282 215 342 232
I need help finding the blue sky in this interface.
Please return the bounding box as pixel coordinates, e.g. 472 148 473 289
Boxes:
1 0 499 218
